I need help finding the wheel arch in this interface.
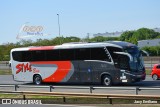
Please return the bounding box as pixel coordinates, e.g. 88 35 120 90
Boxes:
33 73 42 82
100 72 112 84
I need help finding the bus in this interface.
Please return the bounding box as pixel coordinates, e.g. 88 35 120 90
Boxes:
10 41 146 86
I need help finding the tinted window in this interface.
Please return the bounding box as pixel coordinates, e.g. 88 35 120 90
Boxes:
107 47 122 62
12 51 22 61
45 50 60 61
12 51 32 62
21 51 32 61
60 49 75 60
91 48 111 61
118 55 130 70
32 50 45 61
75 48 90 60
156 65 160 69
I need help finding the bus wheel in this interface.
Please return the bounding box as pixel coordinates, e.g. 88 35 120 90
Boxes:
152 74 158 80
33 75 42 85
102 75 112 86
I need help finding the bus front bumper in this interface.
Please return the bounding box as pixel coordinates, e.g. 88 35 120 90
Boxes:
131 72 146 82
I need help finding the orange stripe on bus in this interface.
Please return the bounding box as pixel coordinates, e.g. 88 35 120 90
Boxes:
30 61 72 82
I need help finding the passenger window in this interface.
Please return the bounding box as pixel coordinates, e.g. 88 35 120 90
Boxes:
91 48 111 62
21 51 32 62
12 51 22 62
45 50 60 61
32 50 45 61
107 47 122 63
60 49 75 60
75 48 90 60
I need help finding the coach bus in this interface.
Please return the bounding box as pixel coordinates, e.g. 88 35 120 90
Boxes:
10 41 146 86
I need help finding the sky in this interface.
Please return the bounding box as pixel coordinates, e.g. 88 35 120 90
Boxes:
0 0 160 44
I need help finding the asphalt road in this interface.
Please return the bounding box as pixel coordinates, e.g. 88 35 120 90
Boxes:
1 63 160 95
0 64 10 70
0 75 156 85
0 75 160 95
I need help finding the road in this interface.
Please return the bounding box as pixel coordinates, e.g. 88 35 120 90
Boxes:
0 64 10 70
0 75 157 86
1 63 160 95
0 75 160 95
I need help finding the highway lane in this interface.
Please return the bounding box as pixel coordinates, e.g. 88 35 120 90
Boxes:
0 75 157 86
0 75 160 95
0 64 10 70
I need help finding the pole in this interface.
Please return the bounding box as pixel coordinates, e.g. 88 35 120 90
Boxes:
57 14 61 44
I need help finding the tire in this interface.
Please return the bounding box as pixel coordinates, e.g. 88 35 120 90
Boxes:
33 75 42 85
102 75 112 86
152 74 158 80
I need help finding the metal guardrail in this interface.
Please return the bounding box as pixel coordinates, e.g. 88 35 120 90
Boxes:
0 90 160 104
0 84 160 95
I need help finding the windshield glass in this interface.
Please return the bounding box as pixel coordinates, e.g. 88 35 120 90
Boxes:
124 47 144 72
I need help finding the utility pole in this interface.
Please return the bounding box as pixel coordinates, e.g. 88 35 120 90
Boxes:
57 14 61 44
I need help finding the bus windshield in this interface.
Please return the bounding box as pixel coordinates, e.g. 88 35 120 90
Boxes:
125 47 144 72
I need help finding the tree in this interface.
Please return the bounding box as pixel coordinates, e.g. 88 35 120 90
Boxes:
119 31 134 43
132 28 159 40
119 28 160 45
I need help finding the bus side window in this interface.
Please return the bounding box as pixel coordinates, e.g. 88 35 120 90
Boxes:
32 50 46 61
75 48 90 60
90 48 111 62
60 49 75 60
107 47 122 64
45 50 60 61
22 51 32 62
12 51 22 62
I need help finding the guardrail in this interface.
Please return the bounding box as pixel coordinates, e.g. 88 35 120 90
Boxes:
0 90 160 104
0 84 160 95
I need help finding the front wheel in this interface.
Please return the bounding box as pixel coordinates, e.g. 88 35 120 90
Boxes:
152 74 158 80
33 75 42 85
102 75 112 86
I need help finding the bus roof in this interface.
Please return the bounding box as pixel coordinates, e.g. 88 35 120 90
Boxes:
11 41 136 52
105 41 137 48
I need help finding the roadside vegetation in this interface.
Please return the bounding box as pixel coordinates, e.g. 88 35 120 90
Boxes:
1 28 160 61
0 69 11 75
0 94 160 105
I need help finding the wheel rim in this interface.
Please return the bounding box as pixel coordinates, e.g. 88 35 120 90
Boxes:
104 77 110 86
35 76 41 85
153 74 158 80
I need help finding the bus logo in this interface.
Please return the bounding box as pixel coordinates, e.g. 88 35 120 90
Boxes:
16 63 32 74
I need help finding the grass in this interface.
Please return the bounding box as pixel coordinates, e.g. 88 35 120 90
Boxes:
146 69 151 75
0 94 160 105
0 69 12 75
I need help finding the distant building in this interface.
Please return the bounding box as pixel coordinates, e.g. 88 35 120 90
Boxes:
93 31 124 37
153 28 160 33
138 39 160 48
92 28 160 38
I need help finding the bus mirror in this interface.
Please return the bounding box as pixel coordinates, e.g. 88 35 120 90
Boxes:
141 50 149 56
